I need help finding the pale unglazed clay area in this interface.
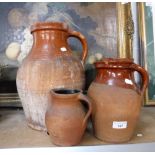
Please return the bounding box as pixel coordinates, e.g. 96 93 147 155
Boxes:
88 82 142 143
16 56 85 131
1 106 155 148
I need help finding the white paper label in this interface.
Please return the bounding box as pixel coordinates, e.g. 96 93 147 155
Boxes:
112 121 127 129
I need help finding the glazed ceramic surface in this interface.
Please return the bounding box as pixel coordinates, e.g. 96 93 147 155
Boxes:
16 22 88 131
88 58 149 143
45 89 92 146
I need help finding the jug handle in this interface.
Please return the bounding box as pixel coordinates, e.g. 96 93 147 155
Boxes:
130 63 149 96
78 93 92 127
68 30 88 63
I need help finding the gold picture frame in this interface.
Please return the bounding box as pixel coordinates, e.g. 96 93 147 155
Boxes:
0 64 20 107
0 93 20 107
0 2 133 106
138 2 155 105
117 2 134 58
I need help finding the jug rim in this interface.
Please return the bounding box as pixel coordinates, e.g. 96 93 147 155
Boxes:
31 22 68 33
50 88 82 98
94 58 134 68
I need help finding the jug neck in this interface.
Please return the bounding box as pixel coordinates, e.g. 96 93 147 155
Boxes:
95 68 133 83
30 30 69 58
94 58 139 92
50 89 80 104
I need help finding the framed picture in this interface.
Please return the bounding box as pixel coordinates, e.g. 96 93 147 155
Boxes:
138 2 155 105
0 2 133 106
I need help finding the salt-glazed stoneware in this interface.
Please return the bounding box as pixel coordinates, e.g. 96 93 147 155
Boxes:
45 89 92 146
88 58 149 143
16 22 88 131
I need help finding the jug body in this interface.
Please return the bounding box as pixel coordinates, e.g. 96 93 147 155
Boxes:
16 22 88 131
45 89 92 146
88 58 148 143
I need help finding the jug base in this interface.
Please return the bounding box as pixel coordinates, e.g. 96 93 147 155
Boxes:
50 138 81 146
27 122 47 131
94 134 131 144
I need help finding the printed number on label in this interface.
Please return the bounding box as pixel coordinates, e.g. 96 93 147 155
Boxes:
112 121 127 129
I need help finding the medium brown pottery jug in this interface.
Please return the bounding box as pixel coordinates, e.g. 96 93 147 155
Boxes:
88 58 149 143
16 22 88 131
45 89 92 146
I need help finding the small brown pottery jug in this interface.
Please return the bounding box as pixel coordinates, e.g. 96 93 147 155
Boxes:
45 89 92 146
16 22 88 131
88 58 149 143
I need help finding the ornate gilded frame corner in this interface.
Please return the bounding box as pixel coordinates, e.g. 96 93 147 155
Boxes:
117 2 134 58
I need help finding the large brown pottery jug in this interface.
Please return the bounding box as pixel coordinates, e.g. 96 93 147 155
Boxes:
45 89 92 146
16 22 88 131
88 58 149 143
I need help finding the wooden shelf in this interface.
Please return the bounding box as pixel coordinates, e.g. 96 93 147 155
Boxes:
1 106 155 151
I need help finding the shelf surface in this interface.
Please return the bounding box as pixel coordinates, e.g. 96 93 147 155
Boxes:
1 106 155 151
